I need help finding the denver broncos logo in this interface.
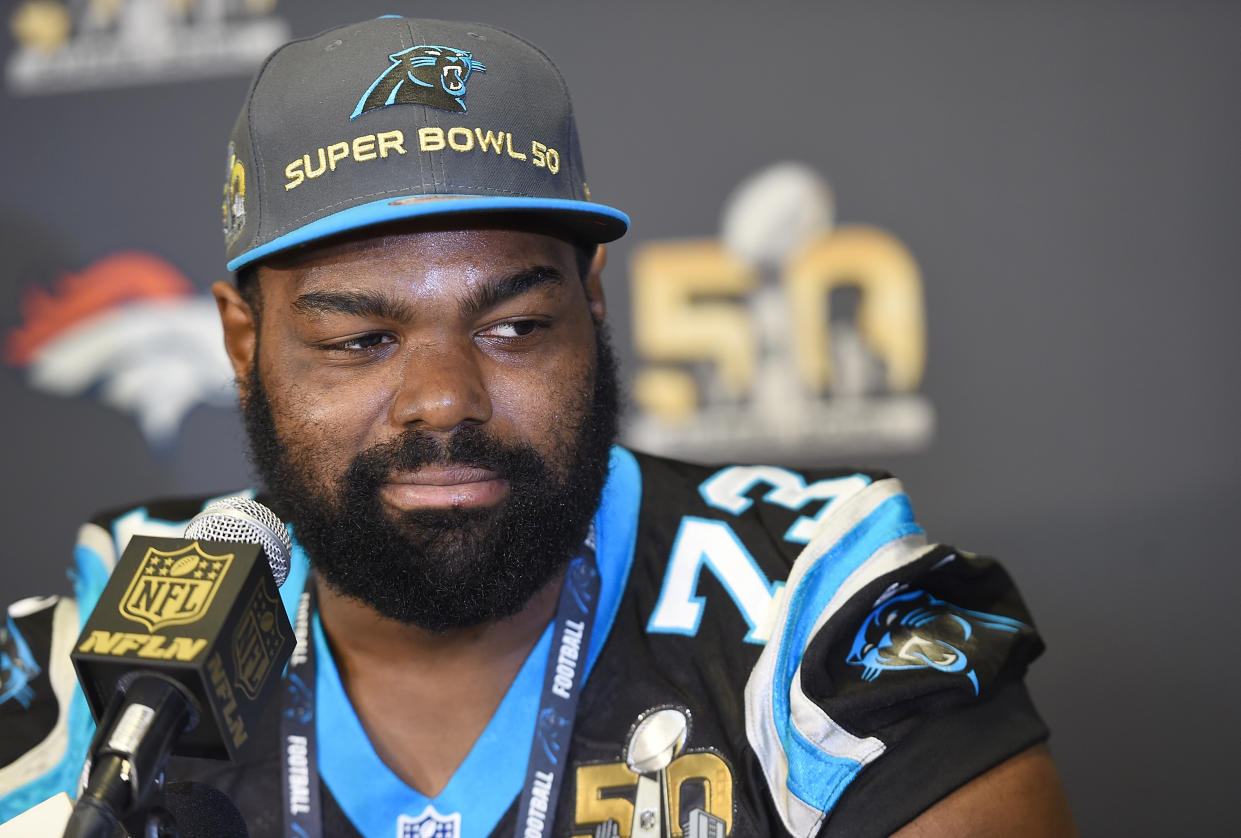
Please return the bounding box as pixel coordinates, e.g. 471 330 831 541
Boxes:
351 44 486 118
3 252 235 448
846 588 1028 694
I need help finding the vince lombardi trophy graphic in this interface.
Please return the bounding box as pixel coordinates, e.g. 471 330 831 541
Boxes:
611 707 726 838
624 708 688 838
719 162 835 439
629 160 933 459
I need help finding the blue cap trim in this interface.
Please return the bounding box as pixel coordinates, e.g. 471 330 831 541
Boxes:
227 195 629 272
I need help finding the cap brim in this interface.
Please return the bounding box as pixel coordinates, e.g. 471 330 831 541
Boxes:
227 194 629 272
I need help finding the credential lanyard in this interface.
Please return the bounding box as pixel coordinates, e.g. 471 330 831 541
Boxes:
280 582 322 838
279 537 600 838
511 536 599 838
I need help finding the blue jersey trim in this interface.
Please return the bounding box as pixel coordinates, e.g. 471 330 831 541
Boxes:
312 445 641 837
0 540 111 821
772 494 924 810
280 541 310 628
586 447 641 676
0 690 96 821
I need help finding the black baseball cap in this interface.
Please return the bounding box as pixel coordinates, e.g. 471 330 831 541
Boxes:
221 15 628 271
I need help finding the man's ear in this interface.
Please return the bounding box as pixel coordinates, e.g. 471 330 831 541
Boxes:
212 280 257 384
584 245 607 324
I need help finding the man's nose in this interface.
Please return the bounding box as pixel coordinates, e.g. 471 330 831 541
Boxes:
388 341 492 432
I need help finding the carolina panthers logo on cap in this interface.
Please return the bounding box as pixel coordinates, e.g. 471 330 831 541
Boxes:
351 45 486 118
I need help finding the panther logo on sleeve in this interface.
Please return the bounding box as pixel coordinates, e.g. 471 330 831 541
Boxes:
846 588 1029 694
0 614 41 709
351 45 486 117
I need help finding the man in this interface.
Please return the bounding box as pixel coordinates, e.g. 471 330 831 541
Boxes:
0 16 1074 837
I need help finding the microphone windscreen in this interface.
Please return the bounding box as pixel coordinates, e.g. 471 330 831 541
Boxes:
162 780 251 838
184 497 292 587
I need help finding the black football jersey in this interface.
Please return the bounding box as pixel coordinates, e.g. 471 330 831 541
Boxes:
0 447 1047 836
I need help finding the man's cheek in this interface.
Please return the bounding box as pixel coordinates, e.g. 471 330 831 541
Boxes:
269 402 360 478
273 378 371 432
535 386 595 475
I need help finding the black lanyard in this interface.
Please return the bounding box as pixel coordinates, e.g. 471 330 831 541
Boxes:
280 538 600 838
280 583 322 838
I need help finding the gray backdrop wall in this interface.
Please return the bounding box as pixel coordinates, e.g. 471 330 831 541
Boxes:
2 1 1238 833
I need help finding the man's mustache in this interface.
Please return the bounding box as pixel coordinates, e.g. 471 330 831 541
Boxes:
349 424 543 485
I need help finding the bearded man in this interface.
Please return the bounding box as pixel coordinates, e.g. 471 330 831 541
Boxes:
0 16 1074 837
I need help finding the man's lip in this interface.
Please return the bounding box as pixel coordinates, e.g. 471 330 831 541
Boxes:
387 465 500 486
379 466 508 509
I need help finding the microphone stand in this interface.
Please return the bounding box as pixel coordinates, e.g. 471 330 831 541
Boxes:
125 794 180 838
63 674 200 838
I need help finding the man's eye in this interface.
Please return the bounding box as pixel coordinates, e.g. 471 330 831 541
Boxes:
484 321 543 339
324 333 393 351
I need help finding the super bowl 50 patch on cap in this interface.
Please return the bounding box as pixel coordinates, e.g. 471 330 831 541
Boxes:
221 15 628 271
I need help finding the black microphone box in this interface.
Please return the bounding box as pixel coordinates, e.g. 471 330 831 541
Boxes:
71 536 295 761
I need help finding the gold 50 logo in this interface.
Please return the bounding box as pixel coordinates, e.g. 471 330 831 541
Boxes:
625 163 933 460
573 708 731 837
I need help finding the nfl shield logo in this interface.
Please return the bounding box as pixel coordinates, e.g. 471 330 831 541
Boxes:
119 542 234 632
230 580 287 699
397 805 460 838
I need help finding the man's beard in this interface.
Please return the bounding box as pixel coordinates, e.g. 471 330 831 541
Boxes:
241 327 620 632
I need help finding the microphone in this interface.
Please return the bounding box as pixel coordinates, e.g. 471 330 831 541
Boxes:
160 780 251 838
65 498 295 837
183 499 291 588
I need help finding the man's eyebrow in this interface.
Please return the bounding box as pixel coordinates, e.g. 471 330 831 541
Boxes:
289 266 568 321
459 266 569 317
291 289 415 322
